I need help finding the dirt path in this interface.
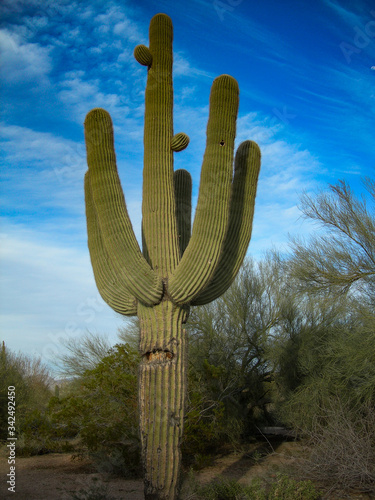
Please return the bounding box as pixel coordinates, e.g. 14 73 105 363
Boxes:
0 452 144 500
1 442 374 499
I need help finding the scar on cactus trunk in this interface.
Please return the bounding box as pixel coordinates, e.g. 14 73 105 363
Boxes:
84 12 261 500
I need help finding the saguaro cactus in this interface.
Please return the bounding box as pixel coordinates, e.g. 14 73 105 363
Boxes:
84 13 261 500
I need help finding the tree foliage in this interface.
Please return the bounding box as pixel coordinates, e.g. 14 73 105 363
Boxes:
273 178 375 493
56 332 112 378
50 343 140 476
276 179 375 426
186 257 292 438
0 342 52 442
290 179 375 299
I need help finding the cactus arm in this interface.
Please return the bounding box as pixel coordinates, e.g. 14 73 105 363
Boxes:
134 44 153 66
84 108 163 306
171 132 190 152
168 75 239 304
192 140 261 305
140 14 181 277
174 169 192 257
84 172 137 315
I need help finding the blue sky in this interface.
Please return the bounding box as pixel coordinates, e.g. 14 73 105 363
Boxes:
1 0 374 372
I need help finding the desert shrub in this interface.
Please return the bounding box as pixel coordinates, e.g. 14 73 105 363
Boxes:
16 408 74 456
182 380 229 467
271 309 375 495
276 316 375 431
187 475 320 500
272 308 375 493
185 258 288 450
68 477 116 500
0 342 59 456
50 343 141 477
193 478 266 500
299 398 375 494
268 474 320 499
56 332 113 378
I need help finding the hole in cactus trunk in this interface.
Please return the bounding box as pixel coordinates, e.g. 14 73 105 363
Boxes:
144 349 174 362
220 139 225 146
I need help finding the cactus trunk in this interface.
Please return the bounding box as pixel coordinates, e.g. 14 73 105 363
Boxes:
138 301 187 499
84 12 261 500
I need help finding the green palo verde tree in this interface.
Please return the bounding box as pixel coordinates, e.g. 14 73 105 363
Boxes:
84 13 261 500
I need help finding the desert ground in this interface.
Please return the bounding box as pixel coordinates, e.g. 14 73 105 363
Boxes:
0 440 373 499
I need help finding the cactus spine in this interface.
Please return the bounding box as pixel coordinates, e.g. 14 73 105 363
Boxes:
84 13 260 500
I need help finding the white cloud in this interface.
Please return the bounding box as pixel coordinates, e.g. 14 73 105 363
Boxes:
0 223 122 369
94 5 144 43
0 123 87 216
172 103 323 258
0 123 85 172
113 17 145 43
323 0 370 26
237 113 321 186
0 28 52 84
58 74 124 122
230 111 324 257
329 64 375 114
173 51 213 79
57 68 145 135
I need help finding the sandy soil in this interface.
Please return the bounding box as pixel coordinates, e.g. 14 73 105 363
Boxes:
0 441 374 499
0 451 144 500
